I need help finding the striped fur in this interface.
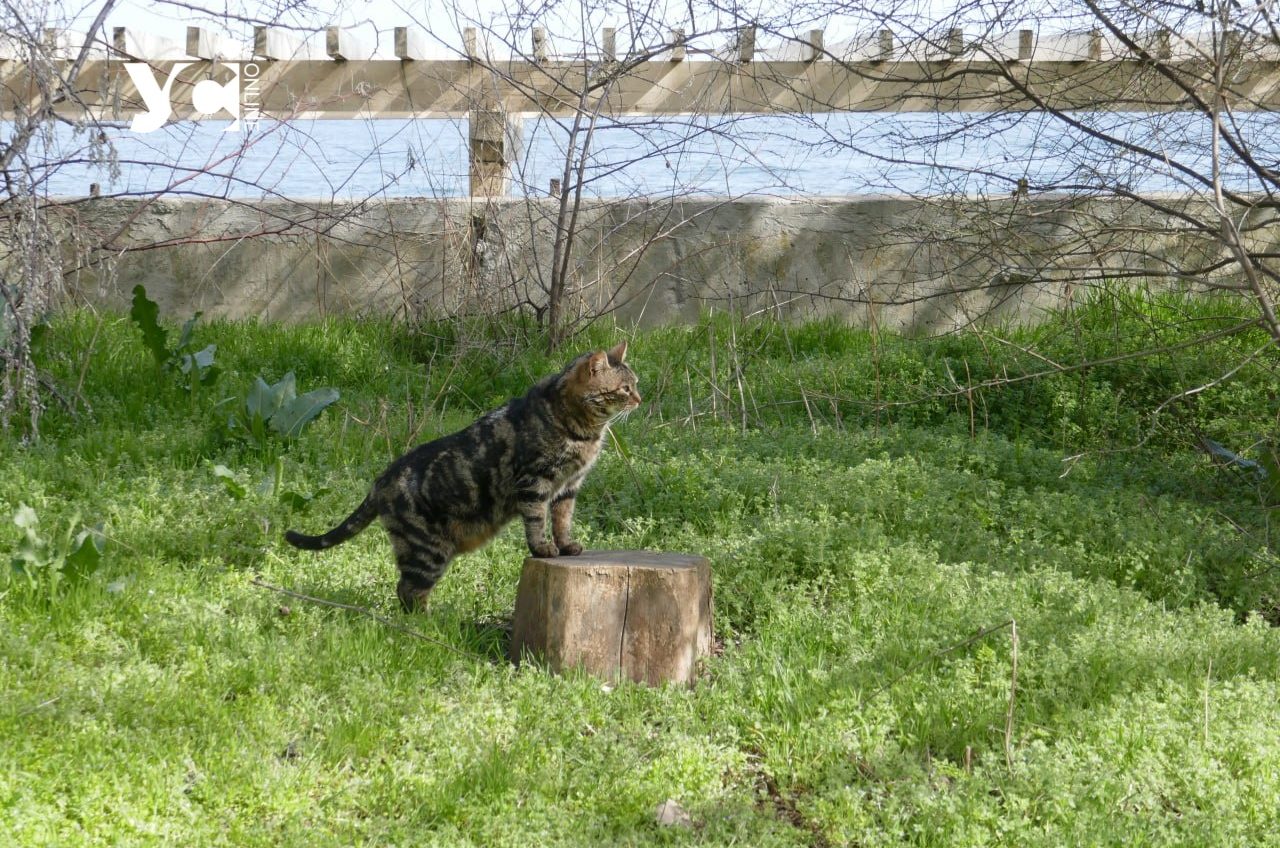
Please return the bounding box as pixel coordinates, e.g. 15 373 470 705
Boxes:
285 342 640 611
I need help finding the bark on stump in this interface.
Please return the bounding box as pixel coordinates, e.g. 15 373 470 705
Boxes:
510 550 713 686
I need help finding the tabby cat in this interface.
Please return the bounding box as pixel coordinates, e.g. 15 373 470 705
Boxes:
285 341 640 611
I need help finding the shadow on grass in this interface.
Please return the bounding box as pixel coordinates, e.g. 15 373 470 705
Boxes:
254 576 516 665
458 614 513 664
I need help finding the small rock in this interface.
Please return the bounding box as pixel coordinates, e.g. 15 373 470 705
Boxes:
655 798 692 828
277 605 292 617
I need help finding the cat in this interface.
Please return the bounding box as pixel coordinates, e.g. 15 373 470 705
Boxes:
285 341 640 611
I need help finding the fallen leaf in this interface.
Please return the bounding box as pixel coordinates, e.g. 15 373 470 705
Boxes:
655 798 691 828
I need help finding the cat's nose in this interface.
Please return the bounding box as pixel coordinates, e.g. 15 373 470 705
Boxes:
631 391 642 405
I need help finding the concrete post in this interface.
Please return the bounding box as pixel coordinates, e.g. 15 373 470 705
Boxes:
469 107 524 196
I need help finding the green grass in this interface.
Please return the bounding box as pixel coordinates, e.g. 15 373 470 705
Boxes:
2 295 1279 845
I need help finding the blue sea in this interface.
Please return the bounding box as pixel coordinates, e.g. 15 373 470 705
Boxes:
16 110 1280 199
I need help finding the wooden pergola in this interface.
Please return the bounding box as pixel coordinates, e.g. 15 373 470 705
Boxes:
4 24 1277 194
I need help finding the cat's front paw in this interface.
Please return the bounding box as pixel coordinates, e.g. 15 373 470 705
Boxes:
557 541 584 556
529 542 560 558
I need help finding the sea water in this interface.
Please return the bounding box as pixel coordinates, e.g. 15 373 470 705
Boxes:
12 110 1280 200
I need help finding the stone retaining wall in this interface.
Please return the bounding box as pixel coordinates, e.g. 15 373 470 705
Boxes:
61 195 1251 332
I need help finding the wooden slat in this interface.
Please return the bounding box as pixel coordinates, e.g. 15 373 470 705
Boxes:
1032 30 1106 61
975 30 1024 62
326 26 373 61
394 26 427 60
807 29 824 62
6 46 1280 120
1018 30 1033 61
114 27 190 60
912 28 966 62
254 26 324 60
830 30 892 62
42 29 104 59
186 27 240 61
669 29 685 62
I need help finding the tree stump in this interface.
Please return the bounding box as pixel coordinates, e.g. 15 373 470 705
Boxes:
510 550 713 686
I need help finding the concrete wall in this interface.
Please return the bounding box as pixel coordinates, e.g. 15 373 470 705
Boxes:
62 195 1253 332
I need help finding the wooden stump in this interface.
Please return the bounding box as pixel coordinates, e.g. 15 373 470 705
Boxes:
510 550 713 686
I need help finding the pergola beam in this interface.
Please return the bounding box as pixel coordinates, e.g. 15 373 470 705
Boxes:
6 24 1278 198
11 52 1277 120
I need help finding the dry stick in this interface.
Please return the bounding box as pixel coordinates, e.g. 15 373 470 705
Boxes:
1149 342 1274 420
976 330 1069 373
799 384 818 438
72 307 105 413
1004 619 1019 773
729 319 748 433
547 49 620 351
1203 658 1213 749
249 578 484 661
869 291 883 436
708 318 719 421
863 319 1262 412
684 365 697 433
16 696 60 718
942 358 966 425
1210 100 1280 345
607 425 651 499
871 619 1015 700
964 359 976 439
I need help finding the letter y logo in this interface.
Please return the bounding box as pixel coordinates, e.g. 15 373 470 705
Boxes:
125 63 242 132
125 62 192 133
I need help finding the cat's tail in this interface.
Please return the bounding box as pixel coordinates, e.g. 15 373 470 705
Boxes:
284 493 378 551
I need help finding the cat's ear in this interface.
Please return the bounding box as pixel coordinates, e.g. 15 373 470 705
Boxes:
585 351 609 375
607 341 628 365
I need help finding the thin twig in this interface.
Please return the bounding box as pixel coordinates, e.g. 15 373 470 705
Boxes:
871 619 1015 699
708 318 719 421
730 321 748 433
248 577 485 661
72 307 105 414
1203 658 1213 749
17 696 60 718
607 424 651 498
1004 619 1019 773
1150 341 1274 419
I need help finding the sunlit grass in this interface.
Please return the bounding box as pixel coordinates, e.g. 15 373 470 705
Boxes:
2 300 1278 845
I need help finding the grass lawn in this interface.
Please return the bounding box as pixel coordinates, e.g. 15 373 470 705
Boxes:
2 296 1279 845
